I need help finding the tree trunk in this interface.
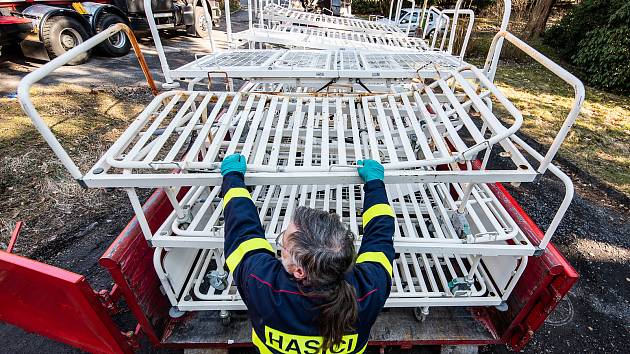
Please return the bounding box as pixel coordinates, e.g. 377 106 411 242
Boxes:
524 0 557 39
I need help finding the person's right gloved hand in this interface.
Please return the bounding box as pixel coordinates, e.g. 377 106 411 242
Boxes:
356 159 384 183
221 153 246 176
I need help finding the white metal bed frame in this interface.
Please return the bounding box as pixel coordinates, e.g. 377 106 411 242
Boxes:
147 0 497 88
17 25 583 255
231 24 428 52
262 3 405 35
76 65 542 189
151 181 537 256
154 246 527 310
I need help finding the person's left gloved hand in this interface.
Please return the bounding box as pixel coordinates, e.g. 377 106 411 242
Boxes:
356 159 384 182
221 153 246 176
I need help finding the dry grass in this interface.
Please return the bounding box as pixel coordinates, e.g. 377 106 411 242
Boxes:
0 85 152 253
463 14 630 197
491 62 630 196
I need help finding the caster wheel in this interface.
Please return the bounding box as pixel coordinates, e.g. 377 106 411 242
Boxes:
413 307 429 322
220 309 231 326
169 306 186 318
413 307 425 322
494 302 509 312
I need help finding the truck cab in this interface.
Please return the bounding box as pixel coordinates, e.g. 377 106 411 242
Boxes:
0 0 219 64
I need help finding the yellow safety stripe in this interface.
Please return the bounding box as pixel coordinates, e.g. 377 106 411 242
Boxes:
252 329 273 354
362 203 395 228
225 238 274 272
356 252 393 277
222 187 252 207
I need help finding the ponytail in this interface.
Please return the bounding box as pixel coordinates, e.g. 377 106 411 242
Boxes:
289 206 359 351
316 280 358 351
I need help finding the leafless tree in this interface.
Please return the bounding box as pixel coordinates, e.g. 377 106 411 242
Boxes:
524 0 557 39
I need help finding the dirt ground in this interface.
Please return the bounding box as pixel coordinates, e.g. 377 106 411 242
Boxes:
0 9 629 354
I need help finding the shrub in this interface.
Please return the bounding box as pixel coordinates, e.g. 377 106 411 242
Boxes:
545 0 630 92
571 3 630 92
544 0 623 58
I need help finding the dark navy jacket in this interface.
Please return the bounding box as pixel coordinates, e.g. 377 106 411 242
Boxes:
221 172 395 354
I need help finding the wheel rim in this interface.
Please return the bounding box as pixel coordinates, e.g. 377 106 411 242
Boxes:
59 28 82 50
198 15 207 33
108 29 127 49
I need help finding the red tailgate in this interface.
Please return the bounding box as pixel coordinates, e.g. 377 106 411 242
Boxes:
0 251 133 354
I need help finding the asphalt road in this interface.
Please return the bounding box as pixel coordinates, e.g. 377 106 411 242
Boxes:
0 7 628 354
0 8 249 94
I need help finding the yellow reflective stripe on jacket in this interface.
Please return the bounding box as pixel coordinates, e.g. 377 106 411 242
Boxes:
252 329 273 354
225 238 273 272
356 343 367 354
222 187 252 207
356 252 393 277
362 204 395 228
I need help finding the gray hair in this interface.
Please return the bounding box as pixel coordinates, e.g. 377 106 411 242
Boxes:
288 206 359 350
288 206 357 287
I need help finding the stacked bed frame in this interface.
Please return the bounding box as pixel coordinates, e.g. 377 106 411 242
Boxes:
18 0 584 318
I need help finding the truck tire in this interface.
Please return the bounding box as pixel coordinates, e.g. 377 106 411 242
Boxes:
194 6 210 38
41 16 90 65
95 13 131 57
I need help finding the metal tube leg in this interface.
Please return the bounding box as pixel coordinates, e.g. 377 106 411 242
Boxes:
165 187 185 219
457 183 475 213
126 188 153 240
224 0 232 43
201 0 216 52
466 256 481 282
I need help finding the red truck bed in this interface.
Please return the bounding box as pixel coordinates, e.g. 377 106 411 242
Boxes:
94 182 578 351
0 178 578 352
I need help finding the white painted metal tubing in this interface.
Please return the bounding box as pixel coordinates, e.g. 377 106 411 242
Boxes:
483 30 585 174
153 247 179 305
406 0 416 36
389 0 395 21
486 0 511 81
248 0 253 31
143 0 176 87
16 24 145 181
200 0 216 51
441 9 474 59
511 135 574 251
418 0 428 32
224 0 232 43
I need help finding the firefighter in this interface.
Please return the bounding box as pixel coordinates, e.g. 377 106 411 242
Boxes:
220 153 395 354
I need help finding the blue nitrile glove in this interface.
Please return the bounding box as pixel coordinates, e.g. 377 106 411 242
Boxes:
221 153 246 176
356 159 384 182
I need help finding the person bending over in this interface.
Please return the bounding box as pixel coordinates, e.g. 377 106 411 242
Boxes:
220 153 395 353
